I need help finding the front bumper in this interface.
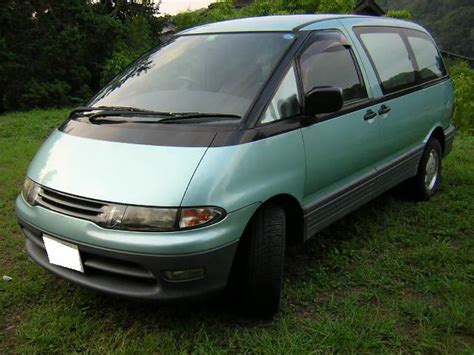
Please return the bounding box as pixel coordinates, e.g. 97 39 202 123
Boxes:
16 196 260 301
19 218 238 301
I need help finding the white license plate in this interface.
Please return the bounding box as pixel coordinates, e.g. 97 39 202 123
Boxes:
43 235 84 273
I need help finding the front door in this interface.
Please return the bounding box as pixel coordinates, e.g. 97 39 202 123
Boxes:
298 31 384 234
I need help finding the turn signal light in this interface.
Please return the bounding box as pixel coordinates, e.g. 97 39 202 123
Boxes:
179 208 224 229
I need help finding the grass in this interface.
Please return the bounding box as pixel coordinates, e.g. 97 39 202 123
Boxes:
1 109 473 353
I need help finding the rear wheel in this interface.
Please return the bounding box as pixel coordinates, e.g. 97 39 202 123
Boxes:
242 203 286 317
408 138 442 201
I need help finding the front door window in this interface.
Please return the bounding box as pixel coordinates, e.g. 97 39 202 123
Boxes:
299 31 368 105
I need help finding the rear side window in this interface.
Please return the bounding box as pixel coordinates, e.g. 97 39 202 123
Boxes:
299 31 368 104
405 30 447 82
355 28 417 94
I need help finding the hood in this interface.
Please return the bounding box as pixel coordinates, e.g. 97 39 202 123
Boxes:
27 130 210 206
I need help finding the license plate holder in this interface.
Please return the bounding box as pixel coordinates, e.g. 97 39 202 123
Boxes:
42 235 84 273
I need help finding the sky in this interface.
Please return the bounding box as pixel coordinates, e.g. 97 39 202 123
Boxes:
160 0 215 15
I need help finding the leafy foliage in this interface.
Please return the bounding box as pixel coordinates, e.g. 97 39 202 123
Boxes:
379 0 474 58
450 61 474 131
174 0 356 30
386 9 412 19
101 16 154 85
0 0 161 111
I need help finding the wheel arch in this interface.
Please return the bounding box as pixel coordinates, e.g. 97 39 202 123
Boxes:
427 126 446 155
237 194 305 248
264 194 304 246
227 194 304 299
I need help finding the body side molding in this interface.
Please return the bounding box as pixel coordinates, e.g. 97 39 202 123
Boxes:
303 144 424 240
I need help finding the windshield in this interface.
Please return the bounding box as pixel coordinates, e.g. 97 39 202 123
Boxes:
89 33 295 119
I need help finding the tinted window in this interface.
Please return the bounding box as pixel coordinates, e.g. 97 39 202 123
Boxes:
261 66 300 124
356 28 417 94
300 32 367 103
89 33 295 118
406 30 446 82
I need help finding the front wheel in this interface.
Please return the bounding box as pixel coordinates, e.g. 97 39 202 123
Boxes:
242 203 286 317
408 138 443 201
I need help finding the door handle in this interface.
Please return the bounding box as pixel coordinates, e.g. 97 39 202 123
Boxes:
364 109 377 121
378 104 391 115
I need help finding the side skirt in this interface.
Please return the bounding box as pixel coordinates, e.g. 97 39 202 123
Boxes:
303 144 424 241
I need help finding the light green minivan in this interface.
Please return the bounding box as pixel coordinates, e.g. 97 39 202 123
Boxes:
16 15 455 316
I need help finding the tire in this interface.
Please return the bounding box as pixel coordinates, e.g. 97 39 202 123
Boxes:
242 203 286 317
408 138 443 201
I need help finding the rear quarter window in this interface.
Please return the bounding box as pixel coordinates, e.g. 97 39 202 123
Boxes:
354 27 417 94
404 30 447 82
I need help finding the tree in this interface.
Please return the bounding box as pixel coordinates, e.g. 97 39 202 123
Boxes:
100 0 160 20
379 0 474 57
0 0 162 111
174 0 357 30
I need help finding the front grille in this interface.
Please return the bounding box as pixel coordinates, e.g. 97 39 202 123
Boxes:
37 186 106 222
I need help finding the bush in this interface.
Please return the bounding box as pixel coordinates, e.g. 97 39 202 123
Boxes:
386 9 412 20
18 80 72 109
449 62 474 132
173 0 356 31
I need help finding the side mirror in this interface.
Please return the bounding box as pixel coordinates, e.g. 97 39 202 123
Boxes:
305 86 344 116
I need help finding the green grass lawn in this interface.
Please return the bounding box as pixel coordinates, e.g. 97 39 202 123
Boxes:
1 109 473 353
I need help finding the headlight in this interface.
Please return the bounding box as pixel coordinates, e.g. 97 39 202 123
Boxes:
96 205 127 229
122 207 178 231
22 178 40 205
98 206 225 232
21 177 225 232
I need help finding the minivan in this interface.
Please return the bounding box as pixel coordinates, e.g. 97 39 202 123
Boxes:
16 15 455 316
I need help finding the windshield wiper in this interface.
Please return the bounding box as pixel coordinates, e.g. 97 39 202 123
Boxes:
157 113 241 123
71 107 241 125
69 106 175 125
88 110 177 124
87 116 180 125
69 106 174 119
89 111 241 124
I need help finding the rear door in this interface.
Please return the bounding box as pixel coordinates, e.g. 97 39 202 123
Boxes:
353 27 421 160
352 26 449 162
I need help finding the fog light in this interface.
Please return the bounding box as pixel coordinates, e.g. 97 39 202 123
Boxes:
162 268 205 282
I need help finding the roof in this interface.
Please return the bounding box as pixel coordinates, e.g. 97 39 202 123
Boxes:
178 15 352 35
177 14 424 35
